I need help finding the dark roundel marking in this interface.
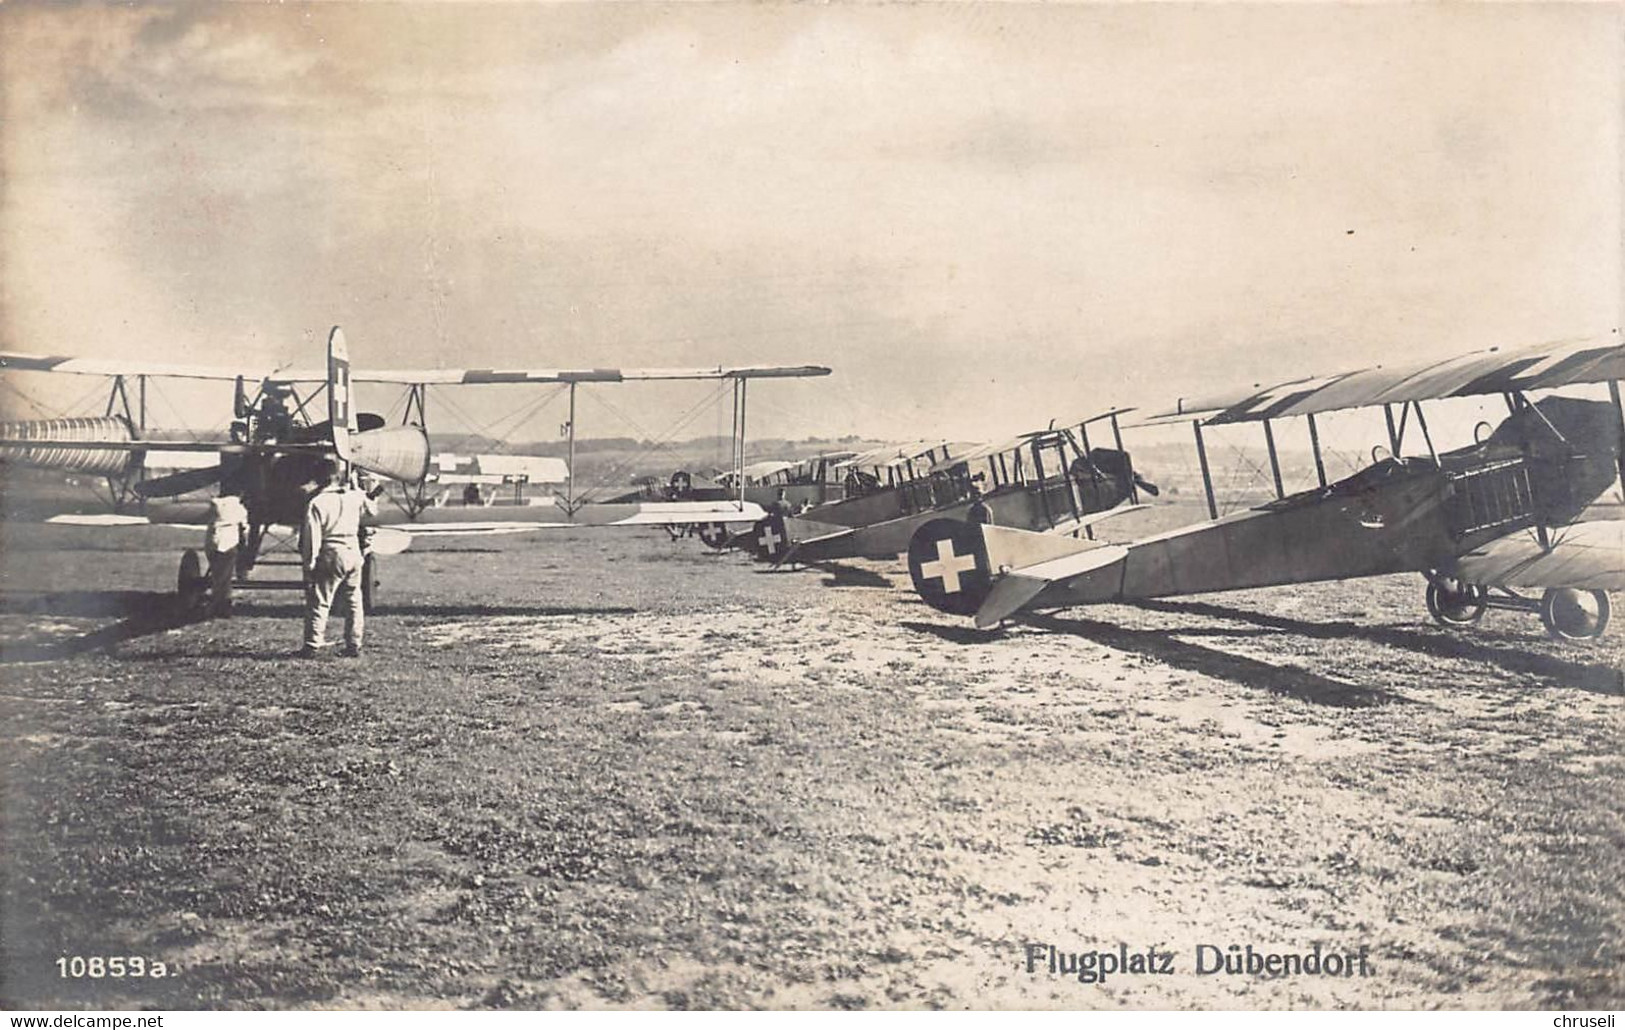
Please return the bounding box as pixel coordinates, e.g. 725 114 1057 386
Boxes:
699 522 729 549
907 518 991 616
750 515 791 563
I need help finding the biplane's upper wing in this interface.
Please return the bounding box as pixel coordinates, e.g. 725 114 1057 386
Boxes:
740 459 797 481
1133 334 1622 428
0 353 298 382
349 365 832 384
1 352 832 384
1450 520 1625 591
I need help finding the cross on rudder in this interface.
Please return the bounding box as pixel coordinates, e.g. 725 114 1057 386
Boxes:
920 537 978 594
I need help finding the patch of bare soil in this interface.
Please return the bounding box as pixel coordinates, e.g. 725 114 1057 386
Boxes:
1 528 1619 1009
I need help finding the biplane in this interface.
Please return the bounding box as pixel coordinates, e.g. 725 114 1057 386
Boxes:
594 452 856 549
748 413 1152 567
906 335 1624 641
0 328 830 612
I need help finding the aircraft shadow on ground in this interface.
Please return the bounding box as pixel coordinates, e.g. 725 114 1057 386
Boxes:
0 591 639 663
1015 612 1407 708
0 590 193 663
1129 598 1624 697
0 590 163 619
813 563 894 589
900 616 1400 707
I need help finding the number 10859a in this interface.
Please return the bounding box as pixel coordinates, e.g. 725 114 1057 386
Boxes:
56 956 172 978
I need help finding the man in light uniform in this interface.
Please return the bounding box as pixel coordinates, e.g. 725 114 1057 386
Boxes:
300 460 378 658
204 491 250 618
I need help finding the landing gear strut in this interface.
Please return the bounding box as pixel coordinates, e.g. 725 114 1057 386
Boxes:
362 552 380 613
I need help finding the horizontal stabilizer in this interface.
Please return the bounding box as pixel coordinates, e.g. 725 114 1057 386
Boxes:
779 525 858 566
974 544 1129 628
981 522 1110 574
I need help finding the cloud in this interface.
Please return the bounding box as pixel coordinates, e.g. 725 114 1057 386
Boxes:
1 4 1618 441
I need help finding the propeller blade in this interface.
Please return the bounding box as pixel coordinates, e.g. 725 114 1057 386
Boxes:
134 463 222 498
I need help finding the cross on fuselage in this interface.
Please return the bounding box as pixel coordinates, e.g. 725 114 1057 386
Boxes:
758 524 783 553
919 537 977 594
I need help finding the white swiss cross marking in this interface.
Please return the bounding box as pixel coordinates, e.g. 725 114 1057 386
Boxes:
758 524 783 553
332 367 350 422
919 538 977 594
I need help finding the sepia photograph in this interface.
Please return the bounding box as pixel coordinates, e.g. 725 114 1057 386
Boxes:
1 0 1620 1014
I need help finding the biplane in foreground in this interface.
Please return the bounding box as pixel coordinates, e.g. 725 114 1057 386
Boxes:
907 336 1623 641
748 413 1154 567
0 328 829 612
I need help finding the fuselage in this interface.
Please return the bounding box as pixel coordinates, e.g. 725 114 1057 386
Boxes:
1034 396 1621 607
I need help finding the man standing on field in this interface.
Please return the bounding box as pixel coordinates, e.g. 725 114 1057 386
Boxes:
300 459 378 658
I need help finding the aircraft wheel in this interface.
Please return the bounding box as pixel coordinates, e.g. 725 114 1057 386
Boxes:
1539 588 1610 641
361 553 380 612
1425 576 1487 628
177 549 208 611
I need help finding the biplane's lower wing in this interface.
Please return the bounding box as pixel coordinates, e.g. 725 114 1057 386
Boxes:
45 513 203 528
1449 520 1625 591
379 500 768 539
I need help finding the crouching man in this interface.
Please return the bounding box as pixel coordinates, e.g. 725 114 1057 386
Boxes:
300 460 379 658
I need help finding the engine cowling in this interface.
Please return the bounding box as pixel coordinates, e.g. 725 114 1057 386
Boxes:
349 424 431 485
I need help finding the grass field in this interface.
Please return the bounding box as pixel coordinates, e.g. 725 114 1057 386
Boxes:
1 510 1621 1009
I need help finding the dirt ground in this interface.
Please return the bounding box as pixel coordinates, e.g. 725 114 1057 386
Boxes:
1 517 1620 1010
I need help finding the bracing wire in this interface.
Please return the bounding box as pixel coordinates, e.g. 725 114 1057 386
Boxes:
0 378 60 420
574 382 733 496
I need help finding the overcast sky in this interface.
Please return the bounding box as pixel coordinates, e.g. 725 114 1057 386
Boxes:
2 2 1619 447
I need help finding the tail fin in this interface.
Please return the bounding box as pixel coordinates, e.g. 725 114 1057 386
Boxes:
327 326 355 462
907 518 995 616
908 518 1127 625
972 539 1128 627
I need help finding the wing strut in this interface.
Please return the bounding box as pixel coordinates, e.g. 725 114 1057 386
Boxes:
403 383 432 517
1108 411 1137 504
730 377 749 509
100 373 148 512
1413 401 1440 466
1261 418 1285 500
565 380 578 515
1306 412 1328 487
1610 380 1625 488
1192 419 1218 520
